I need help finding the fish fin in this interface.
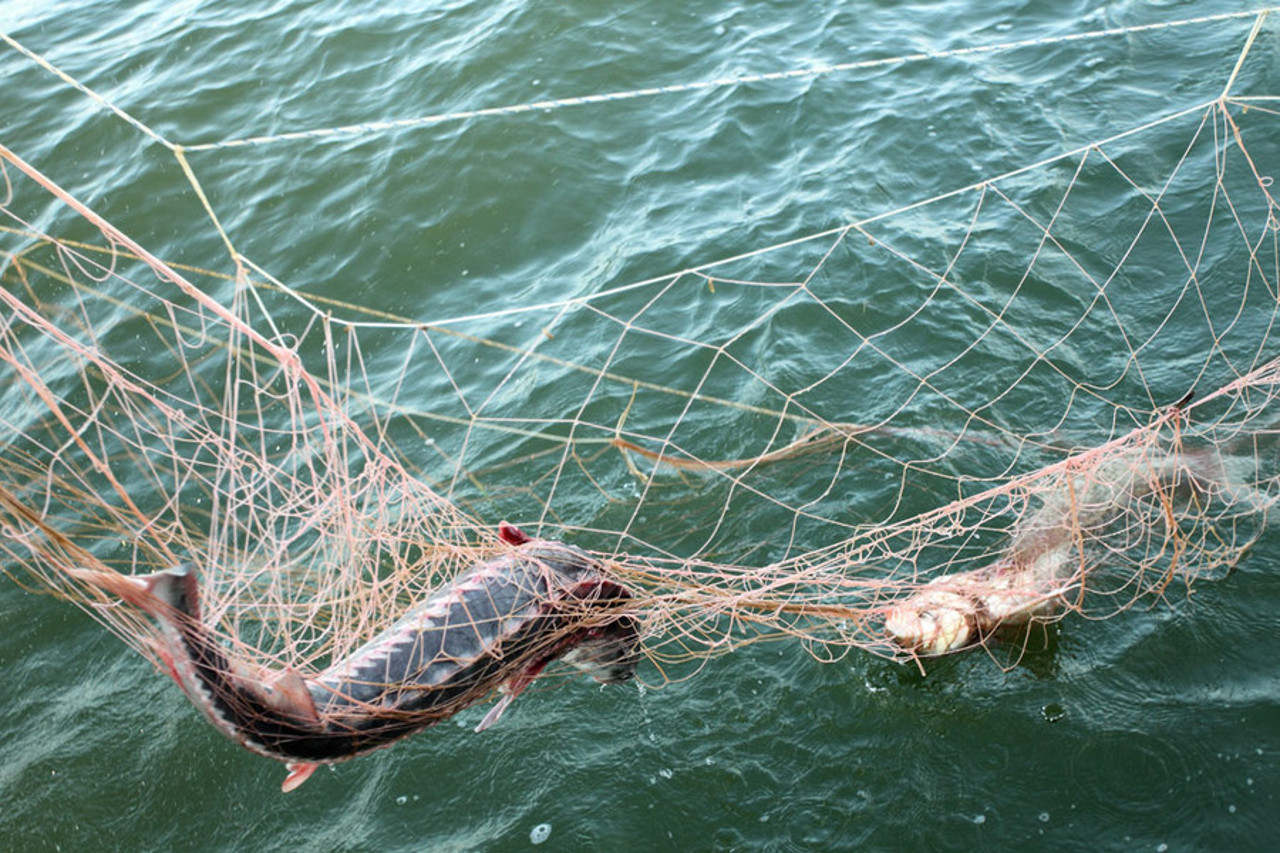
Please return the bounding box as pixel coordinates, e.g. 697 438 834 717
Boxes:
474 692 516 733
262 668 321 728
498 521 531 546
281 762 318 792
68 565 205 621
475 657 553 733
67 567 159 610
133 565 201 618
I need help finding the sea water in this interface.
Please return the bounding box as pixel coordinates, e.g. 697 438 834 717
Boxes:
1 2 1277 850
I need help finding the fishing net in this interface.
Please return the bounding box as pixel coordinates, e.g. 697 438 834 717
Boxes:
2 9 1279 757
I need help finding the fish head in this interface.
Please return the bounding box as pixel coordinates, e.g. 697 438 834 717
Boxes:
562 616 642 683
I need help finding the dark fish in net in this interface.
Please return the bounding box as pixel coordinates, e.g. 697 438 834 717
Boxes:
72 522 640 791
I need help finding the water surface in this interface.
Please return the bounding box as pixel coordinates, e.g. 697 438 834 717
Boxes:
1 2 1277 850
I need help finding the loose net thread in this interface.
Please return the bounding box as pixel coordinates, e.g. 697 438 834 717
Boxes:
0 11 1278 700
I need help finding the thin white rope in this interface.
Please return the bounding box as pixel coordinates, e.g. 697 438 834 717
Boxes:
4 10 1265 154
1 6 1271 337
0 32 176 151
255 99 1218 330
1221 9 1271 97
175 8 1275 151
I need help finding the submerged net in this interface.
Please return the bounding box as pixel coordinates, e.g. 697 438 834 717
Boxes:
2 7 1279 732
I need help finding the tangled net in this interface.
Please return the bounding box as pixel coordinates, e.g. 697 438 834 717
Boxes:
2 10 1279 777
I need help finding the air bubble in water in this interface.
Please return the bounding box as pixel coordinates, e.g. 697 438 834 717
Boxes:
530 823 552 845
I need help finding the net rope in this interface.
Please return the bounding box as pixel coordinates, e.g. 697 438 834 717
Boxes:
1 9 1279 711
2 9 1271 153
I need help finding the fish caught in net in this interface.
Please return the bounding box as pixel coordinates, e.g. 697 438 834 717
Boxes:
2 11 1279 790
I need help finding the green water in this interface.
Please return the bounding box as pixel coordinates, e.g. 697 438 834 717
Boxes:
2 2 1279 850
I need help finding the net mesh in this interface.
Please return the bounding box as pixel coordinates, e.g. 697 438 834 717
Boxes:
2 10 1279 716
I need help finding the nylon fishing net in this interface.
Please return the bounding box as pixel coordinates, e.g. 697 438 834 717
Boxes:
2 10 1279 782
